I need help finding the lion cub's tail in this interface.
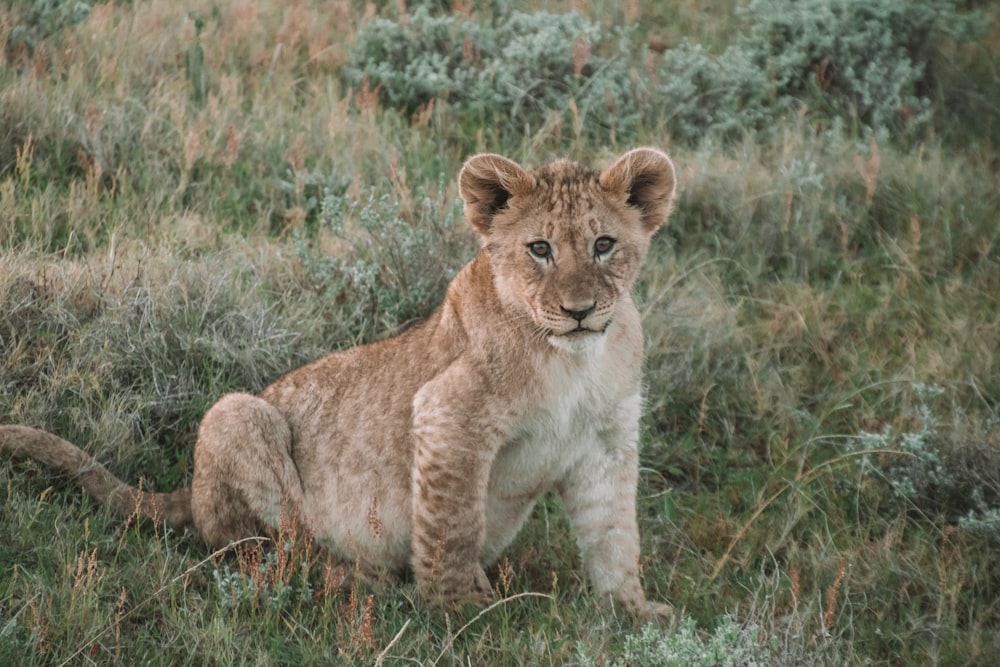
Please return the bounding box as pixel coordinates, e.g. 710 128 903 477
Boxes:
0 425 194 532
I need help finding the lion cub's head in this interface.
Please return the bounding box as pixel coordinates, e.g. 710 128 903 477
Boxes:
458 148 676 351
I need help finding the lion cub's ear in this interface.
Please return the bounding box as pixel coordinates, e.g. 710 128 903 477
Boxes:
459 154 535 236
599 148 677 234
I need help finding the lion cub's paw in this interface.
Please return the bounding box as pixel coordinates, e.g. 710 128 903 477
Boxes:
423 565 494 612
638 600 674 623
449 588 494 613
452 567 494 609
609 593 674 624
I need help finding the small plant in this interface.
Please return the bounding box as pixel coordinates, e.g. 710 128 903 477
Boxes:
850 383 1000 538
211 509 348 612
959 507 1000 544
183 12 208 105
212 545 315 610
576 614 775 667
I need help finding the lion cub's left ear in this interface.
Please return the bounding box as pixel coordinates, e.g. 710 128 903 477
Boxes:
599 148 676 234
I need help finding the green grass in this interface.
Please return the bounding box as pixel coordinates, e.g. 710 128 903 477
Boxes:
3 0 1000 664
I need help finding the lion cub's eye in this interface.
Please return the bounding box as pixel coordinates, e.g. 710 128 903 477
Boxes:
528 241 552 259
593 236 616 257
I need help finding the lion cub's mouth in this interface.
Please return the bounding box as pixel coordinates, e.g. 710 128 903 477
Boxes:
545 322 609 352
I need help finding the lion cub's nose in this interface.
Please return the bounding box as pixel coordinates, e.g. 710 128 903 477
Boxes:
560 302 596 322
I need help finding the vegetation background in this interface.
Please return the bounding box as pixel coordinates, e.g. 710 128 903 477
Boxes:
2 0 998 664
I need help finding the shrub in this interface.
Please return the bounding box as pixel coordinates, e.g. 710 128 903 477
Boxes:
346 1 988 147
850 383 1000 540
575 614 818 667
653 39 775 142
294 186 470 342
6 0 93 56
653 0 988 142
344 6 640 141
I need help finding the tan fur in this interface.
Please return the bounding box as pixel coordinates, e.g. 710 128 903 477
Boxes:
1 148 676 617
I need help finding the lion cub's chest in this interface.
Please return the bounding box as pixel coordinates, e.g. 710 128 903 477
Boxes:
482 346 637 560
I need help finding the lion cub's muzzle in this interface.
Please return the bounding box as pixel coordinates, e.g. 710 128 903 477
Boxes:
550 298 612 332
542 300 614 351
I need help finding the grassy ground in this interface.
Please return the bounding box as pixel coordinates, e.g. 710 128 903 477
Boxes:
2 0 999 664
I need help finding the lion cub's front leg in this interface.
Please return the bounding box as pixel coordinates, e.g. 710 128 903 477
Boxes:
410 365 500 608
558 413 672 620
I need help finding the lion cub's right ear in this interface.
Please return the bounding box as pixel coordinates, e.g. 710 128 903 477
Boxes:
459 154 535 236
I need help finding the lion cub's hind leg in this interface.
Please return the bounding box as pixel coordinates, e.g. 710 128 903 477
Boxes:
191 393 304 549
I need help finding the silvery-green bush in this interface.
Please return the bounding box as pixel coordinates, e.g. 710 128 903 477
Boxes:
346 0 986 145
8 0 93 54
850 384 1000 541
345 5 640 140
653 0 986 141
295 187 468 341
575 615 815 667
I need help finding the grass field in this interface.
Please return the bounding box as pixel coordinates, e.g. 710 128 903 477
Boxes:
2 0 999 664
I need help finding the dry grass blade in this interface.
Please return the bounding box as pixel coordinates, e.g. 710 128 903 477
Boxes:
56 538 269 667
432 593 554 666
374 618 412 667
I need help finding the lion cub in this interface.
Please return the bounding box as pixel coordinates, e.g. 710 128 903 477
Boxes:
1 148 676 616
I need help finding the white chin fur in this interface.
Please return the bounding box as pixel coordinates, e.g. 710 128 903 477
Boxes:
547 330 608 353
